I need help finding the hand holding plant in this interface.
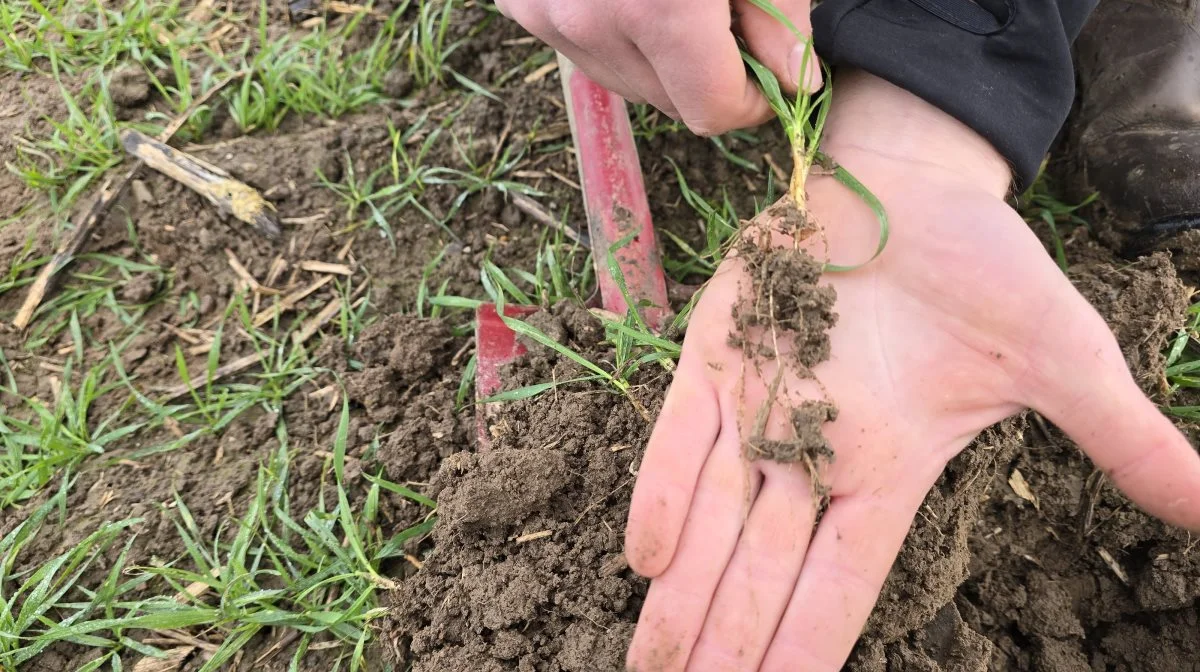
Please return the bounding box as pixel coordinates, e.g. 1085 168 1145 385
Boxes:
493 0 819 136
623 70 1200 671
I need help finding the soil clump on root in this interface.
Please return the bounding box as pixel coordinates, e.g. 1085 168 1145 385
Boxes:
729 197 840 496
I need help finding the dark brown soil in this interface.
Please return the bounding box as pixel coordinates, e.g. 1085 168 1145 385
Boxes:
385 302 662 672
2 3 1199 671
731 235 838 371
847 242 1200 671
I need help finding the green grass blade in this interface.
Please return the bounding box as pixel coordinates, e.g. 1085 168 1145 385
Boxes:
362 473 437 509
821 158 891 273
499 315 614 383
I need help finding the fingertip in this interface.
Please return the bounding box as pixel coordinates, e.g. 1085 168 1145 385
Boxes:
786 42 823 93
681 115 738 139
1104 401 1200 531
679 81 772 137
625 492 676 577
1023 298 1200 533
734 0 818 93
1033 358 1200 532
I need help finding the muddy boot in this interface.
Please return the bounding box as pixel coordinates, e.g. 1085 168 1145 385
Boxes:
1071 0 1200 268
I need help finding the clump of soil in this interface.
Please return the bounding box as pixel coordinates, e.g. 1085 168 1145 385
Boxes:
108 65 151 109
729 196 840 492
749 399 839 466
385 303 664 671
731 238 838 368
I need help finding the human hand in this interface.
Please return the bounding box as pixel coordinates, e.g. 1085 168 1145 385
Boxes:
624 71 1200 671
493 0 818 136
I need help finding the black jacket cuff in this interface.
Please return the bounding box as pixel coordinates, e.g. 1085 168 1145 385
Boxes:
812 0 1098 191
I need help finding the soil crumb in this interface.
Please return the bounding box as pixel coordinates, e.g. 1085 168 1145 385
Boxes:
108 65 151 109
732 236 838 370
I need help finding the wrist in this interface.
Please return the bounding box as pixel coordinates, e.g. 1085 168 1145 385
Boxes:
819 69 1013 199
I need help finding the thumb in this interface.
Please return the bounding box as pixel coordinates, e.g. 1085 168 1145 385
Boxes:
733 0 820 92
1025 297 1200 531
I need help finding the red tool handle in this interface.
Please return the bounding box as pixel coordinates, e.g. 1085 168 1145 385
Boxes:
559 55 670 331
474 61 672 450
474 303 538 444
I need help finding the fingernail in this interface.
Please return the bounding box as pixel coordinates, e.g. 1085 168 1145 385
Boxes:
788 43 823 91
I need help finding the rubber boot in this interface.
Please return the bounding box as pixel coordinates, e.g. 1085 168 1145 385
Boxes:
1071 0 1200 267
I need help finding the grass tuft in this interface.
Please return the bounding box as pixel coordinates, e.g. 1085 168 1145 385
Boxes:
739 0 890 271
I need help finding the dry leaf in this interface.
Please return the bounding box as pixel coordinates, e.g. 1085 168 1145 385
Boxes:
1008 469 1040 510
184 0 215 23
132 646 196 672
1098 547 1130 584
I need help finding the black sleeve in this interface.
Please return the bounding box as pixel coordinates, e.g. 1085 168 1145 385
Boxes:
811 0 1099 191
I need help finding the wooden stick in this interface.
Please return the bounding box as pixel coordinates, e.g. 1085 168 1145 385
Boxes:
156 352 264 400
252 275 333 327
292 297 343 345
121 129 281 238
298 260 353 276
225 248 281 294
510 192 584 244
11 73 244 331
12 174 133 330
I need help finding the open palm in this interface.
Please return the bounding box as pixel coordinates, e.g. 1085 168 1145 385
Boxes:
624 146 1200 671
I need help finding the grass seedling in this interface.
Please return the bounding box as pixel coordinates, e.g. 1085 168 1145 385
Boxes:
111 291 319 464
630 103 685 140
709 132 762 173
0 482 148 668
0 224 47 303
1163 300 1200 421
435 224 592 313
659 158 755 281
131 410 435 671
1017 158 1097 272
22 252 161 351
0 407 436 671
335 279 375 349
740 0 889 271
0 0 199 76
320 106 475 245
416 245 451 319
476 232 678 415
0 343 143 509
8 70 124 212
405 0 457 87
423 130 543 227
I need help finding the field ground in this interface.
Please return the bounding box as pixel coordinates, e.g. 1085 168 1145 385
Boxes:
1 1 1199 671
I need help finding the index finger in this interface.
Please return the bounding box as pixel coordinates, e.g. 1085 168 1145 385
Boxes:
628 1 771 136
